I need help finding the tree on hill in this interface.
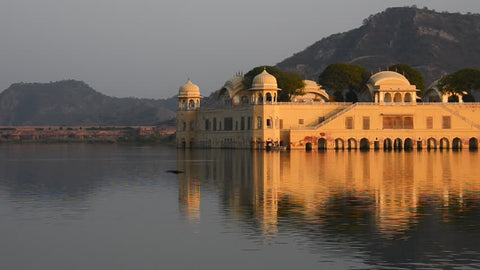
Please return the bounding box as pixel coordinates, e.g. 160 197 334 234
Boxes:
243 66 305 102
388 64 425 94
438 68 480 102
317 63 370 102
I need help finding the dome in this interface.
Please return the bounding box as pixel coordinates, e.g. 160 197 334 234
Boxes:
178 79 201 97
367 71 415 90
303 80 321 90
222 74 246 97
292 80 329 102
250 69 280 90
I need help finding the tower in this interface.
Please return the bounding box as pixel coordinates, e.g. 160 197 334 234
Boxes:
177 79 202 148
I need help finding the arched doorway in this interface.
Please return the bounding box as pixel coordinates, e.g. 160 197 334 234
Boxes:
440 138 450 150
347 138 357 150
469 138 478 150
427 138 437 150
335 138 344 150
394 138 403 150
306 143 312 151
417 140 423 150
404 138 413 151
318 138 327 151
452 138 462 150
384 138 393 151
360 138 370 151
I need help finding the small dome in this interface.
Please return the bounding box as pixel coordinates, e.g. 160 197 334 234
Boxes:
303 80 321 90
250 69 279 90
292 80 329 102
179 79 200 97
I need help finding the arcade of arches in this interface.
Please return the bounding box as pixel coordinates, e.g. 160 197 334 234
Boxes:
305 137 479 151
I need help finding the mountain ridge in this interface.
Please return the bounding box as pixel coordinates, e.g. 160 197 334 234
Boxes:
276 7 480 85
0 80 176 126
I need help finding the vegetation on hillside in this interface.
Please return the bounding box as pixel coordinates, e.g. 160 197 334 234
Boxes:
276 6 480 86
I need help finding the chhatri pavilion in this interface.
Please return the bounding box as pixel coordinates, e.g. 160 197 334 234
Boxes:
176 69 480 151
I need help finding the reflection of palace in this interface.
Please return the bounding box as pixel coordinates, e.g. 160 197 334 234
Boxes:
177 150 480 236
176 70 480 150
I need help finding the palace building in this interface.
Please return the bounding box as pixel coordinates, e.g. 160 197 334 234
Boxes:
176 69 480 151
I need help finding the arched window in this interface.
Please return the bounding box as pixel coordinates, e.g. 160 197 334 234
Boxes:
205 119 210 130
394 93 402 103
404 93 412 103
266 117 272 128
384 93 392 103
189 99 196 109
266 93 272 102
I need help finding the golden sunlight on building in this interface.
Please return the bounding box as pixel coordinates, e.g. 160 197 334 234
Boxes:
177 70 480 151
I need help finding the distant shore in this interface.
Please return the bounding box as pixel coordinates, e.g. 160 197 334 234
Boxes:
0 126 176 145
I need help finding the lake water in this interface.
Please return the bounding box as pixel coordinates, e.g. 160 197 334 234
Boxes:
1 144 480 269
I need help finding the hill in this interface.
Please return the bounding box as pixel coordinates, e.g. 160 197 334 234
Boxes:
0 80 176 126
276 7 480 85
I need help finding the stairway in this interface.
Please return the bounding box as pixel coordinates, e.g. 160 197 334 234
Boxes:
305 103 358 130
440 104 480 130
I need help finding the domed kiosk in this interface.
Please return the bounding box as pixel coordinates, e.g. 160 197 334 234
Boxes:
178 79 202 110
249 68 281 104
364 71 419 104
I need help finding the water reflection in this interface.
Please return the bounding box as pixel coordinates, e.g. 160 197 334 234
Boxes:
177 149 480 267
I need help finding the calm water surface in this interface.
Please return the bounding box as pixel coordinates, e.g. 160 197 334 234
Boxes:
1 144 480 269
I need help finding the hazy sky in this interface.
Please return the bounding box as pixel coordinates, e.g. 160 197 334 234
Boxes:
1 0 480 99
